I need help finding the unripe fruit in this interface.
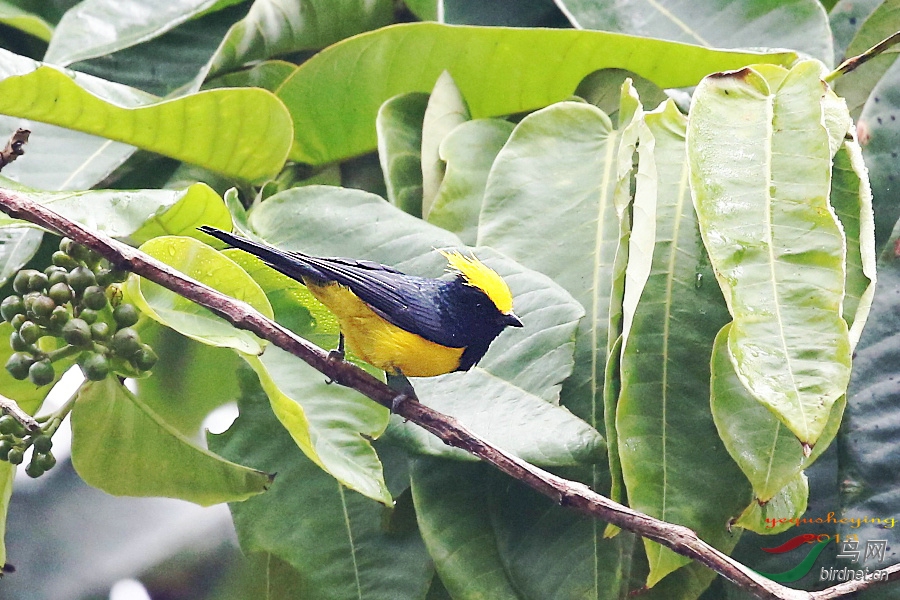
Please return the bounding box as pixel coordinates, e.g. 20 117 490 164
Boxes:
28 360 55 386
37 452 55 471
51 251 79 270
82 286 107 310
132 344 159 371
7 447 23 465
9 314 25 330
0 296 24 322
112 304 139 328
0 415 19 436
48 282 72 305
24 460 43 478
82 353 110 381
0 441 11 460
27 272 48 293
12 270 36 294
9 331 28 352
111 328 142 358
90 322 111 341
62 318 92 347
66 266 96 293
79 309 99 324
49 306 70 330
32 435 52 453
18 321 40 344
5 353 33 380
30 296 55 319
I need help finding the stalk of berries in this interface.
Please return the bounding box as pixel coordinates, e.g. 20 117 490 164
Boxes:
0 412 57 478
1 237 157 386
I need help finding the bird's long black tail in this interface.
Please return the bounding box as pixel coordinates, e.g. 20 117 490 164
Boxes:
197 225 318 282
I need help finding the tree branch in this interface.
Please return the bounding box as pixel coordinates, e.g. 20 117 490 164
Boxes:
0 189 894 600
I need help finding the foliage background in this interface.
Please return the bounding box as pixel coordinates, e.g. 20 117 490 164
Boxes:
0 0 894 599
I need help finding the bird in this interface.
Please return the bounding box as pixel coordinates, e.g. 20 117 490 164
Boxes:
197 226 522 386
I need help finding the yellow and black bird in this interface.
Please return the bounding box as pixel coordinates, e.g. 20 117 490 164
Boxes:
198 226 522 381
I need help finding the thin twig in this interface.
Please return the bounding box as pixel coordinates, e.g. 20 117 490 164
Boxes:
827 30 900 82
0 189 895 600
0 395 39 433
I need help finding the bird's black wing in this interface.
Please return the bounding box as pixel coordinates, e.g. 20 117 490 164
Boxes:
198 226 474 348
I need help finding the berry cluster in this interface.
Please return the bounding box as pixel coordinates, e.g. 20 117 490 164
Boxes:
0 414 55 478
1 237 156 386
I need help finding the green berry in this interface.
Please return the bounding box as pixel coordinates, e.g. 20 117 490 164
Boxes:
79 308 99 324
28 360 54 386
48 282 72 305
22 292 39 313
27 272 48 293
65 240 89 261
82 353 110 381
32 434 52 453
51 251 79 270
0 295 24 322
111 328 142 358
24 460 43 478
90 321 111 341
18 321 40 344
0 415 19 436
30 295 55 319
58 237 72 253
36 452 55 471
132 344 158 371
48 306 71 330
82 286 107 310
62 318 92 347
66 266 96 293
112 304 140 328
9 314 25 331
5 353 33 380
7 447 23 465
0 441 12 460
12 270 36 294
9 331 28 352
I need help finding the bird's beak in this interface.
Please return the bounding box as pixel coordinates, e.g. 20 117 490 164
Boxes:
504 313 523 328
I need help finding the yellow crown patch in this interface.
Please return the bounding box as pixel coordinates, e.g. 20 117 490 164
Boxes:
439 250 514 314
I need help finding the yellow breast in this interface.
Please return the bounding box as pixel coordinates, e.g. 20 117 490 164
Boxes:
305 279 464 378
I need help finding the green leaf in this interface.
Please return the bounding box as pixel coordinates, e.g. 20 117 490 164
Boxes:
830 136 876 349
243 348 392 505
0 225 42 286
208 371 432 598
71 378 271 506
44 0 242 66
376 92 429 217
0 63 292 181
617 101 745 586
208 0 394 77
0 461 12 566
829 0 883 63
427 118 515 245
0 4 53 42
833 0 900 119
277 22 799 164
0 182 228 241
421 71 470 219
734 473 809 535
556 0 832 64
386 248 599 466
409 459 520 600
124 235 273 354
688 61 851 445
711 323 845 503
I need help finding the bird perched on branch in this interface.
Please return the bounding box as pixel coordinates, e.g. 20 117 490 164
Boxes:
198 226 522 385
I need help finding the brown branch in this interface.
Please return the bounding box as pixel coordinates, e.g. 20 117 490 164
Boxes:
827 30 900 82
0 189 894 600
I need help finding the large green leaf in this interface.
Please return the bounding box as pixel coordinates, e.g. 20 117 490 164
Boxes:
376 92 429 217
0 62 292 181
207 0 393 77
124 235 273 354
0 461 12 566
275 22 798 164
688 61 851 445
44 0 242 66
616 100 744 586
733 472 809 535
830 136 876 349
70 378 271 506
829 0 883 63
710 323 844 503
208 370 432 599
427 118 515 245
421 71 470 219
243 186 597 466
833 0 900 119
838 256 900 567
243 348 392 505
0 182 229 241
555 0 832 64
